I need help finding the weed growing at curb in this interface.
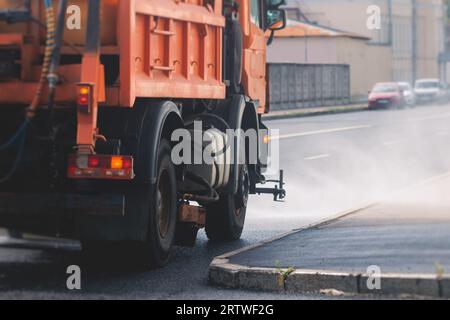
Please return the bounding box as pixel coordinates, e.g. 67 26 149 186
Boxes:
274 260 295 290
435 262 445 280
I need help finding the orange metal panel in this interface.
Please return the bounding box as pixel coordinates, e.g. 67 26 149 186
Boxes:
0 63 116 105
0 1 118 46
120 0 226 107
238 0 267 112
135 0 225 27
0 83 77 105
38 0 119 46
1 0 227 108
0 33 24 46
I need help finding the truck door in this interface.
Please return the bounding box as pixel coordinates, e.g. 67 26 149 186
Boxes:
241 0 267 112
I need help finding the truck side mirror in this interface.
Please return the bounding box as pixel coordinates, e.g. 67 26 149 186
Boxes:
267 9 287 31
266 9 286 46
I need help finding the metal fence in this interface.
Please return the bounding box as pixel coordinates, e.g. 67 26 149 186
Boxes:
268 63 351 111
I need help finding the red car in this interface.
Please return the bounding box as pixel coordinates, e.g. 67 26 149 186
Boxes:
368 82 406 109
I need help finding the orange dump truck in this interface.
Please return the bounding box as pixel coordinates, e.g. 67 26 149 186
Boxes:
0 0 286 267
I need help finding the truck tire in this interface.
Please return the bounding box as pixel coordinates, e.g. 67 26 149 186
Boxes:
81 141 177 269
205 164 249 242
140 139 178 267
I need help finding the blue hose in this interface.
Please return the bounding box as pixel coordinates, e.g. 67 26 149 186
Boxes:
0 120 30 152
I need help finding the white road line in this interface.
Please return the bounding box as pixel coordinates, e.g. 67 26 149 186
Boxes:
382 140 402 147
273 112 450 141
275 125 372 140
304 154 331 161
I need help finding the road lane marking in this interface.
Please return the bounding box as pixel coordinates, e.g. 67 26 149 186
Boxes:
275 125 372 140
271 112 450 141
304 154 331 161
382 140 402 147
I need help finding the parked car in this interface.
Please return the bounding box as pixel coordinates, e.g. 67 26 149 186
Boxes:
398 82 416 107
368 82 406 109
414 79 450 104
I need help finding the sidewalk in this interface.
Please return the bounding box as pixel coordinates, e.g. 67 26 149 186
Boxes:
209 174 450 298
263 103 368 120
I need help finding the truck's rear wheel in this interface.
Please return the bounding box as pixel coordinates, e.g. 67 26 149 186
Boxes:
140 140 178 267
205 165 249 242
81 143 177 269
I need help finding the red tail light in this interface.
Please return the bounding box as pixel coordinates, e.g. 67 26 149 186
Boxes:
122 157 133 169
68 154 135 180
88 155 100 168
77 83 93 113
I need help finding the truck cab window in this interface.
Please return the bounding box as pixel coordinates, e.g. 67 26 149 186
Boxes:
251 0 262 28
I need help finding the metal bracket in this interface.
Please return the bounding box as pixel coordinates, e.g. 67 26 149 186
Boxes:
255 170 286 202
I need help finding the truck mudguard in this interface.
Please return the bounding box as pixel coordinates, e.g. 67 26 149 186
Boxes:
130 100 183 184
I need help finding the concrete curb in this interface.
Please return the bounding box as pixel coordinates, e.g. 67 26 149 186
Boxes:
208 203 450 298
263 104 368 121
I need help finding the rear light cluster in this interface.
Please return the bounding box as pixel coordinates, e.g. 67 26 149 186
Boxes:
68 154 135 180
77 83 93 113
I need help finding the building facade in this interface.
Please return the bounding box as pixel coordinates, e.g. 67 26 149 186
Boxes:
267 20 392 100
285 0 446 83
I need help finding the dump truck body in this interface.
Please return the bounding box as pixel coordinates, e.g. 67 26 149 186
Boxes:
0 0 225 106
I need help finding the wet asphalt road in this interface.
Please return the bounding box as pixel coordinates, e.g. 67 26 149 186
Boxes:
0 103 450 299
230 174 450 273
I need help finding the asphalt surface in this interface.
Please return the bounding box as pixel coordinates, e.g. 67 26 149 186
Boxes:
1 103 450 299
230 173 450 274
